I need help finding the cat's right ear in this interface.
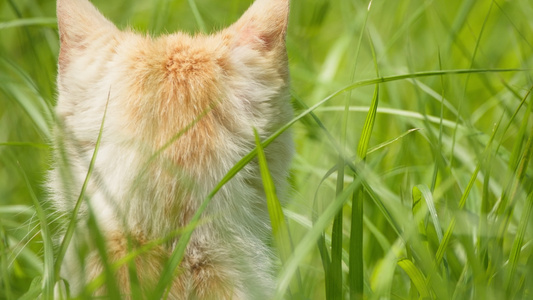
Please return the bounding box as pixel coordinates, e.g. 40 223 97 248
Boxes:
57 0 118 69
228 0 289 53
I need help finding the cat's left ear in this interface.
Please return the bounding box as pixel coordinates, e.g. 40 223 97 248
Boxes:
57 0 119 69
229 0 289 52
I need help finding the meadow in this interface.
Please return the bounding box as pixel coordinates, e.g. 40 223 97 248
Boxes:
1 0 533 299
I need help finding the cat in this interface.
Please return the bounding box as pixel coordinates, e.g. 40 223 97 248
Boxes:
50 0 293 298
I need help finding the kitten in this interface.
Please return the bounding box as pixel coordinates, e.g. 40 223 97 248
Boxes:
50 0 292 298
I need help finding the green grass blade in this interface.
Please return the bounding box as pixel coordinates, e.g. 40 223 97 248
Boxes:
0 57 53 140
497 130 533 239
254 129 300 294
327 207 343 300
414 184 443 243
356 84 379 159
0 221 13 299
187 0 206 33
316 106 464 129
449 1 493 169
413 184 449 291
431 52 445 194
356 33 379 160
54 94 110 279
397 258 432 299
18 276 43 300
500 86 533 174
433 122 500 273
349 188 364 300
412 185 428 244
294 97 404 239
329 0 374 289
150 0 172 33
85 208 121 298
497 87 533 215
0 18 57 30
276 178 363 299
505 191 533 293
17 165 54 299
0 142 49 149
312 167 332 276
366 128 421 155
350 28 378 300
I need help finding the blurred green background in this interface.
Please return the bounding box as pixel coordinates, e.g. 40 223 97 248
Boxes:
1 0 533 299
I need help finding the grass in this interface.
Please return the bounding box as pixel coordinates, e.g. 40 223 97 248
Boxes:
1 0 533 299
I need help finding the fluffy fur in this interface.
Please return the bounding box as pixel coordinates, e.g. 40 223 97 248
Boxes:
50 0 293 298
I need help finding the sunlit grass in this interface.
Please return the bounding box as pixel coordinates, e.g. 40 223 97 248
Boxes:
1 0 533 299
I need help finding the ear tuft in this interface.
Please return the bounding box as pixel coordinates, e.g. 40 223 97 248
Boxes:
230 0 289 51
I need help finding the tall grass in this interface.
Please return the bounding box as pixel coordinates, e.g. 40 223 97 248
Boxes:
1 0 533 299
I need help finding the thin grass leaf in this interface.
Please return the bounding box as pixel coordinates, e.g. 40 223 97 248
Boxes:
85 207 121 299
333 7 375 298
505 191 533 293
369 244 398 300
316 106 468 130
297 99 413 240
254 128 300 294
412 185 428 244
1 83 51 141
83 221 201 295
349 188 364 300
126 238 143 300
444 0 476 54
413 184 450 293
497 87 533 216
487 93 533 287
0 18 57 30
18 276 43 300
0 142 49 149
0 56 53 139
0 221 13 299
0 205 35 215
367 128 420 155
362 214 391 252
397 258 432 299
449 1 492 169
296 69 523 150
313 195 331 281
356 83 379 160
492 0 533 51
150 0 172 33
17 165 54 299
54 93 110 278
434 120 500 269
328 206 343 300
187 0 206 33
414 185 443 243
350 28 378 300
407 79 460 121
301 98 413 295
432 52 445 193
497 130 533 243
276 178 363 299
310 128 420 201
499 86 533 173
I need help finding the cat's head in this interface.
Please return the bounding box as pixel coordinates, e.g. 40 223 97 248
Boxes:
55 0 292 174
